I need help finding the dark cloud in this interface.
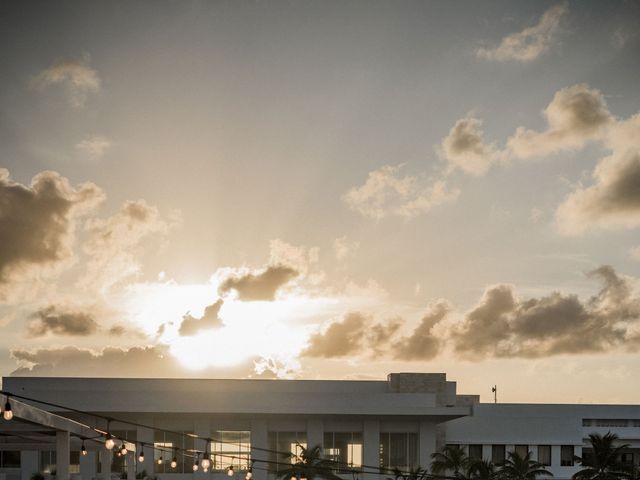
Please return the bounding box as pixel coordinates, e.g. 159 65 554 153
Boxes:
440 117 497 175
10 345 282 378
303 312 367 358
393 301 449 360
27 305 99 337
218 265 298 301
452 266 640 358
368 318 403 358
178 299 224 336
0 168 103 302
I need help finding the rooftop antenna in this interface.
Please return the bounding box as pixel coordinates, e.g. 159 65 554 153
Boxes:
492 385 497 403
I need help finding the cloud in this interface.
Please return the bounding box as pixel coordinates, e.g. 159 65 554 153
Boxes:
393 301 448 360
368 318 403 358
27 305 99 337
452 266 640 358
76 135 112 159
507 84 613 159
269 239 318 276
556 114 640 234
440 116 500 175
218 265 299 301
178 299 224 336
333 236 360 261
0 169 104 302
343 164 459 220
32 58 101 107
10 345 282 378
303 312 367 358
80 200 173 291
476 3 568 62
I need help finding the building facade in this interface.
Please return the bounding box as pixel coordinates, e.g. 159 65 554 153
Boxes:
0 373 638 480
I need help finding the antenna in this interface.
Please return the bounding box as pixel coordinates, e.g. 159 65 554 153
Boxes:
491 385 497 403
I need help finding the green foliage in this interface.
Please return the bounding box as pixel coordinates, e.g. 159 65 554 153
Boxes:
573 432 630 480
278 444 343 480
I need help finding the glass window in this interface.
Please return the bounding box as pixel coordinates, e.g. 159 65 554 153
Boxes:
324 432 363 472
491 445 505 465
70 451 80 474
621 453 634 465
561 446 574 466
468 445 483 461
515 445 529 458
379 433 418 471
538 445 551 466
1 451 21 468
211 431 251 471
40 451 56 474
154 430 194 473
268 432 307 473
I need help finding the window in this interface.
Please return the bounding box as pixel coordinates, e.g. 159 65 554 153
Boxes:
468 445 483 461
491 445 505 465
379 433 418 471
112 430 137 474
621 453 634 465
211 431 251 471
40 451 56 474
515 445 529 458
324 432 363 472
560 446 574 466
0 451 21 468
538 446 551 466
154 430 195 473
70 451 80 474
268 432 307 473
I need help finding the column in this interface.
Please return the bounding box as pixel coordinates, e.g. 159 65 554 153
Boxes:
251 418 268 480
20 451 39 480
56 431 71 480
482 445 492 462
80 451 97 480
100 448 112 480
551 446 561 468
419 420 436 470
127 452 136 480
137 426 155 475
306 419 323 452
363 419 379 480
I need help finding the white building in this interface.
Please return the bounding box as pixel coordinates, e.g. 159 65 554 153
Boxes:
0 373 638 480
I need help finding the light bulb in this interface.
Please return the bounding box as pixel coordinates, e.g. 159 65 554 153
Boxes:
201 458 211 470
117 451 122 457
291 475 297 480
246 471 253 480
138 450 145 463
204 468 209 473
121 445 128 456
193 461 199 472
171 457 177 469
157 456 163 465
3 400 13 421
228 466 235 477
105 436 115 450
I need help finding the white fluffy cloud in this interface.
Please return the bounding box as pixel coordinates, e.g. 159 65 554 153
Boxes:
343 164 459 220
440 116 500 175
476 3 568 62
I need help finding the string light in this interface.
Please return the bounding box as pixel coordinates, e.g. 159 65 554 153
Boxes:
171 451 178 469
157 455 163 465
3 398 13 421
201 457 211 470
227 465 235 477
81 443 87 456
138 446 144 463
121 443 128 456
291 475 297 480
245 470 253 480
193 458 200 472
105 434 115 450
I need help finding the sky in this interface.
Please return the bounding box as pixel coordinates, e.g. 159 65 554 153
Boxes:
1 0 640 404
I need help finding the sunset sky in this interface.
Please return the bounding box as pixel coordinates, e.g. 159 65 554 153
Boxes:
1 0 640 403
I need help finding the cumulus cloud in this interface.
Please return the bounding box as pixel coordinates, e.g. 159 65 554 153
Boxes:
218 265 299 301
303 312 367 358
0 169 104 302
440 116 500 175
269 239 319 276
556 114 640 233
80 200 173 291
76 135 112 160
452 266 640 358
393 301 449 360
178 299 224 336
476 3 568 62
32 58 101 107
343 164 459 220
10 345 282 378
27 305 99 337
507 84 613 159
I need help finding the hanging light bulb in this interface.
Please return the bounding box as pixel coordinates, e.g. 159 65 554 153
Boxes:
81 443 87 456
157 455 163 465
203 467 209 473
291 475 297 480
201 458 211 470
121 443 129 456
227 465 235 477
105 435 115 450
138 447 145 463
193 459 200 472
301 474 308 480
116 450 122 457
171 456 178 469
245 470 253 480
3 399 13 421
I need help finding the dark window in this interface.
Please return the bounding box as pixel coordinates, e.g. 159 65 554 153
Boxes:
515 445 529 458
561 446 574 466
538 445 551 466
491 445 506 465
267 432 307 473
468 445 483 461
621 453 634 465
379 433 418 471
324 432 363 472
1 451 21 468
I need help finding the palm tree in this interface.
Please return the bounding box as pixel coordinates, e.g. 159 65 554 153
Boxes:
279 444 343 480
500 451 552 480
573 432 630 480
431 445 470 479
389 466 431 480
467 459 498 480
